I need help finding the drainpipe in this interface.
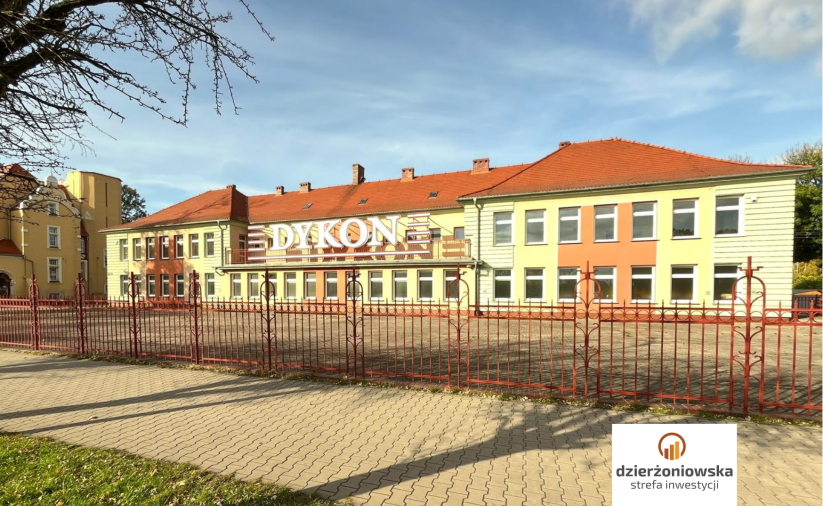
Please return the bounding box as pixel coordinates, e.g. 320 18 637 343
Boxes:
216 220 228 276
473 197 481 315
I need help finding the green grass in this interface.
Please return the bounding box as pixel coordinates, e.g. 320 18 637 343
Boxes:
0 432 336 506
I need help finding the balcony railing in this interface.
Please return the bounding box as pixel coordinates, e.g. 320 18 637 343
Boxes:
225 239 472 265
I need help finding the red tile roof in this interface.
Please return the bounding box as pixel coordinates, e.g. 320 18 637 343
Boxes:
465 138 810 199
0 239 22 256
0 164 35 180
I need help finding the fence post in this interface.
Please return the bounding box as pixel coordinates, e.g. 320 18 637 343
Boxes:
262 268 274 371
128 272 139 358
730 256 765 415
75 273 86 355
29 274 40 351
189 270 201 364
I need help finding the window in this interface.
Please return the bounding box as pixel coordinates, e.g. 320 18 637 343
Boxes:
146 237 156 260
304 272 316 299
525 269 544 301
454 227 465 240
594 205 617 241
265 273 277 299
117 238 127 259
444 270 459 300
133 238 142 261
161 275 170 297
134 275 142 295
205 233 215 257
715 196 743 236
189 234 199 258
229 274 241 298
47 258 61 283
672 199 698 238
558 268 579 302
302 203 312 210
358 198 368 205
103 249 107 268
593 267 616 302
346 274 362 300
325 272 338 300
671 266 696 303
430 229 442 241
393 271 408 300
428 191 438 199
493 212 513 245
248 273 260 298
714 265 740 302
160 236 170 259
494 269 513 301
558 208 580 243
285 272 296 299
632 203 656 240
120 274 129 295
631 267 654 302
205 273 215 297
80 260 88 281
80 238 87 255
174 235 184 258
525 210 546 244
147 275 156 297
175 274 185 297
419 270 434 300
48 202 58 216
239 234 247 250
369 271 383 300
48 226 61 249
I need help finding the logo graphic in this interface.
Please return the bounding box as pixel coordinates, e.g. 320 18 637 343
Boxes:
658 432 686 460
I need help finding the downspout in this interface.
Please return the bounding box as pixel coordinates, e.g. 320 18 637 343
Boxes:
216 220 229 276
473 197 481 315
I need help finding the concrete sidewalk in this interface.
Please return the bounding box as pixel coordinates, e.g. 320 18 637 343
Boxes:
0 351 819 505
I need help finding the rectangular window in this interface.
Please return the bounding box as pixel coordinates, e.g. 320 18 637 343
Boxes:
444 270 459 300
525 268 544 301
47 258 61 283
175 274 185 297
393 271 408 300
494 269 513 301
671 266 696 303
80 238 87 255
265 273 277 299
525 210 546 244
346 274 362 300
160 236 170 259
205 233 215 257
231 274 242 298
632 202 656 240
594 205 617 241
205 273 215 297
714 265 740 302
80 260 88 281
248 273 260 298
103 248 107 268
118 238 127 259
453 227 465 240
716 196 743 236
369 271 383 300
673 199 698 238
174 235 184 258
239 234 247 250
593 267 616 302
419 270 434 300
631 267 654 302
134 275 142 295
558 268 579 302
48 202 58 216
133 238 142 261
48 226 61 249
285 272 296 299
161 275 170 297
304 272 316 299
147 275 156 297
558 208 580 243
430 229 442 241
493 212 513 245
189 234 199 258
325 272 337 300
120 274 128 295
146 237 156 260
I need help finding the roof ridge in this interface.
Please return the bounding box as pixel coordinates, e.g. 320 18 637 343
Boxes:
457 147 567 199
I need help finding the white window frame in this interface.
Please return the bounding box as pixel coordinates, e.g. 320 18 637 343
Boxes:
444 270 459 301
325 272 337 300
204 233 215 257
120 274 129 296
419 270 434 301
285 272 297 299
231 273 242 299
672 199 698 239
558 207 581 244
524 268 544 302
147 274 156 297
393 270 408 301
593 267 616 303
161 274 170 297
304 272 316 300
160 236 170 259
493 269 513 301
146 237 156 260
47 202 59 216
557 268 580 303
525 210 546 245
630 266 655 303
593 205 617 242
715 196 744 237
133 238 142 261
48 226 61 249
174 235 184 258
80 260 88 281
189 234 200 258
48 257 62 283
369 271 384 301
265 273 277 299
713 264 742 303
204 273 215 298
631 202 656 241
493 212 514 246
175 274 185 298
671 266 697 304
248 273 260 299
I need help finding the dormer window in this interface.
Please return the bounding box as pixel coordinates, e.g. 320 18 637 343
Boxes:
358 198 368 205
47 202 58 216
428 191 439 199
303 203 313 210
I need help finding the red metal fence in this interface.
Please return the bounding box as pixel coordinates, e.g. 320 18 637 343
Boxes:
1 258 819 420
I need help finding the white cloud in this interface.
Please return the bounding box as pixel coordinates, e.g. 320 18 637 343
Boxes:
624 0 822 63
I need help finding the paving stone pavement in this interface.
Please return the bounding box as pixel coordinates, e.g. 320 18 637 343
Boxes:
0 351 820 506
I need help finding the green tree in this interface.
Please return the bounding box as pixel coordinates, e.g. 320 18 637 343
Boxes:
783 141 822 262
121 184 147 224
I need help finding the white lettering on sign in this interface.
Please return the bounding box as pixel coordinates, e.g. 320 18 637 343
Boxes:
269 215 402 251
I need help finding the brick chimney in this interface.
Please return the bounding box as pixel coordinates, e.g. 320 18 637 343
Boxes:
352 163 365 185
226 184 236 190
401 167 415 181
275 185 284 196
472 158 490 174
299 182 311 193
559 141 571 149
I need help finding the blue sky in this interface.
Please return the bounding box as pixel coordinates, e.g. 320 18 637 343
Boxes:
65 0 822 213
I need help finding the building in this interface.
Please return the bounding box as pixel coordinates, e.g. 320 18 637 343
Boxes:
101 139 809 306
0 165 121 298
